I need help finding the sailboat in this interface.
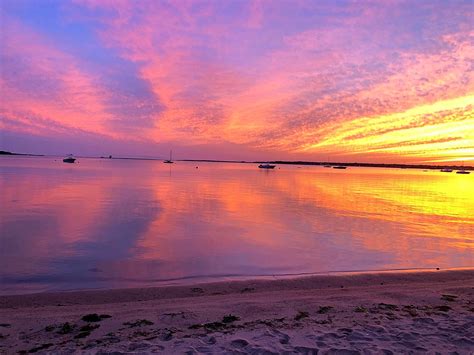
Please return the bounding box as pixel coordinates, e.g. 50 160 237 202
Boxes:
163 150 174 164
323 156 331 167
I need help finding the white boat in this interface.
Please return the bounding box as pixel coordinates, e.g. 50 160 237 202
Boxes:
163 150 174 164
258 163 276 169
63 154 76 163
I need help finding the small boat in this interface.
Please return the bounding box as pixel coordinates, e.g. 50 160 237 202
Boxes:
323 165 332 168
440 169 452 172
163 150 174 164
63 154 76 163
332 166 347 169
258 163 276 169
456 170 470 174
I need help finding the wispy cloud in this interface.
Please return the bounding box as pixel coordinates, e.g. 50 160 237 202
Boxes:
1 0 472 161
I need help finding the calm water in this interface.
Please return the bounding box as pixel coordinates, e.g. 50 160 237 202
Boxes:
1 156 473 295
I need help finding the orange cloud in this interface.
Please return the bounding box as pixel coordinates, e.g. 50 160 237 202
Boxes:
2 1 473 162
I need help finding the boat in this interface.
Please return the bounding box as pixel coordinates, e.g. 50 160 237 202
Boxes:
455 161 471 174
258 163 276 169
332 166 347 169
163 150 174 164
63 154 76 163
440 169 453 172
323 165 332 168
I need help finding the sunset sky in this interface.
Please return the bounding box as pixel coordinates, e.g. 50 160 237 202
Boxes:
1 0 473 162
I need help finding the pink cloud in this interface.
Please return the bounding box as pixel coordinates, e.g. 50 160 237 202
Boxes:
2 0 473 162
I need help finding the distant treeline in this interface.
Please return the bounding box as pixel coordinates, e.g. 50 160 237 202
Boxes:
265 161 474 171
183 158 473 171
0 150 44 156
1 151 472 170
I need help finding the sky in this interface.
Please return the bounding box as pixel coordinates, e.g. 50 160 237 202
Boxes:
0 0 473 163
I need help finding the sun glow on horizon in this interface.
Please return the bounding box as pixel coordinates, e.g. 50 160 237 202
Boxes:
299 95 474 163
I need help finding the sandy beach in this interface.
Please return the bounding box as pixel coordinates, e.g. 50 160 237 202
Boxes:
1 269 473 354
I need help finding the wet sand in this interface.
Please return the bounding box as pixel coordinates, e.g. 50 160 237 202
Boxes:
1 269 473 354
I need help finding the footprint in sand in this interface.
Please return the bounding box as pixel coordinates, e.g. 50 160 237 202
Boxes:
230 338 249 348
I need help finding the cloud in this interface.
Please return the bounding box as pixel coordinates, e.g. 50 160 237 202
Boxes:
1 0 473 162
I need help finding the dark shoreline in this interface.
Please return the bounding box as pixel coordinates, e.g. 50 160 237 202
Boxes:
2 151 472 171
0 150 44 157
1 268 472 308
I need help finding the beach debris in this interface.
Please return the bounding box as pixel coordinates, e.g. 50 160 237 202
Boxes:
79 324 100 332
191 287 204 293
317 306 334 314
74 331 91 339
190 314 241 330
294 311 310 321
123 319 154 327
44 325 55 332
57 322 75 334
131 330 150 338
241 287 255 293
378 303 398 311
26 343 54 353
222 314 240 323
441 294 458 302
159 329 174 341
354 306 368 313
434 305 451 312
253 317 286 327
403 305 419 317
81 314 101 322
80 313 111 322
162 311 186 319
200 321 226 331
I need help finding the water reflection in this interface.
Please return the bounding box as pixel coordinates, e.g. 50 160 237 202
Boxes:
0 157 472 294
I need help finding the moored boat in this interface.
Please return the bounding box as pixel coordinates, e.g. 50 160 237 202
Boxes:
63 154 76 163
332 166 347 169
440 169 453 172
456 170 470 174
163 150 174 164
258 163 276 169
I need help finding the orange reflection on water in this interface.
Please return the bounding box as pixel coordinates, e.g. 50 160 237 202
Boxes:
0 157 472 294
